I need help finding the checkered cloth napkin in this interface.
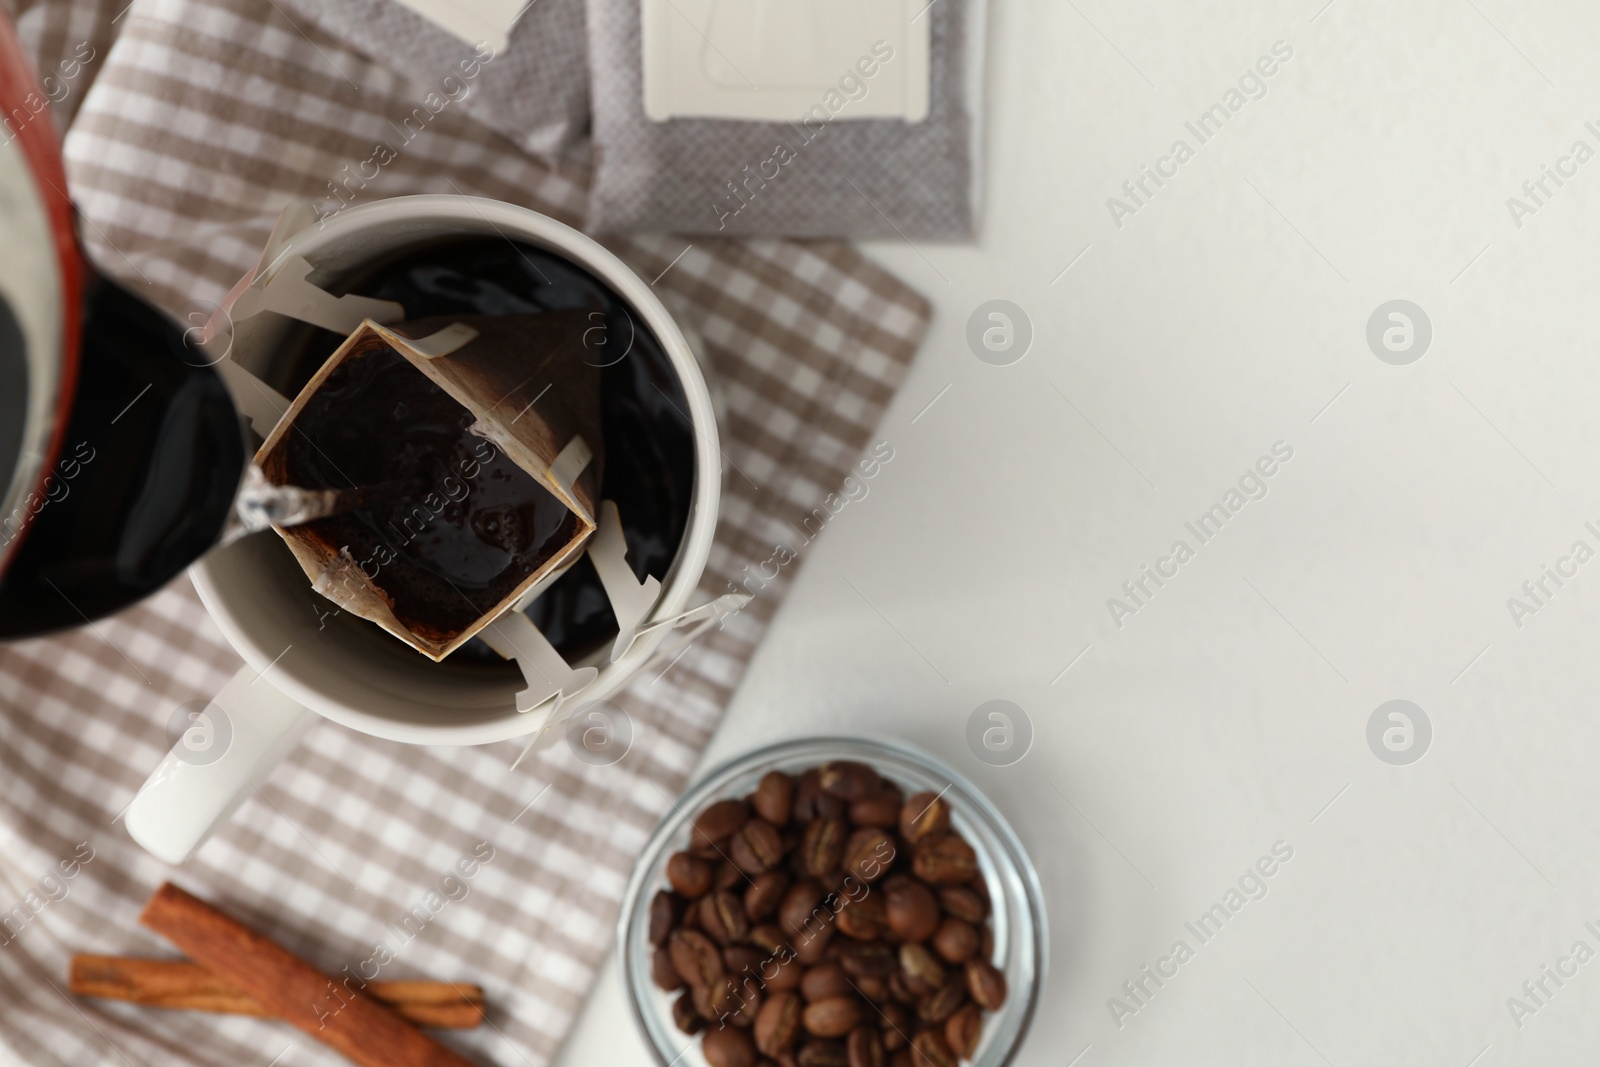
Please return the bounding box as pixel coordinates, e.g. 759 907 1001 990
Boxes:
0 1 929 1063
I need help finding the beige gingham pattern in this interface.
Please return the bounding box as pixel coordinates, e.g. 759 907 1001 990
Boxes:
0 1 929 1063
4 0 122 132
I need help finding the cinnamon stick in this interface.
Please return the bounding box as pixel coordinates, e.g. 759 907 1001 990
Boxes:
70 955 484 1029
139 883 478 1067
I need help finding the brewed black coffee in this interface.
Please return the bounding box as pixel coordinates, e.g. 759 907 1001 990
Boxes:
277 238 696 662
0 277 244 637
278 343 581 647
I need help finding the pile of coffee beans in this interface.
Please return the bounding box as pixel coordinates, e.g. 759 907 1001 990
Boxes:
646 761 1009 1067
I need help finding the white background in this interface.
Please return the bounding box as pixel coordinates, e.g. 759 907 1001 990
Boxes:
557 1 1600 1064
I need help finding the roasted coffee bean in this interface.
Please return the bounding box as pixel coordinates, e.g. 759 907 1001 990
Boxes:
964 960 1007 1011
837 940 898 978
899 943 946 990
819 761 880 801
880 1003 912 1050
797 1040 850 1067
804 997 864 1038
669 852 715 897
944 1004 982 1060
717 860 747 891
980 926 993 962
887 1052 914 1067
703 1025 759 1067
697 892 730 942
650 890 683 945
701 890 752 944
853 974 888 1001
898 794 950 845
909 1030 957 1067
696 980 743 1023
694 799 752 847
846 1025 885 1067
733 820 786 874
793 770 823 821
801 962 854 1002
780 880 829 939
750 923 791 955
794 923 835 963
931 918 979 963
836 892 889 941
767 954 805 991
673 990 707 1035
756 990 803 1056
746 871 791 921
803 819 847 878
691 841 728 862
728 985 763 1028
887 972 916 1004
727 945 767 978
850 793 902 829
842 828 896 884
816 792 848 820
669 929 725 988
917 982 965 1025
653 945 686 991
884 876 941 942
754 771 795 826
936 887 986 924
911 835 977 886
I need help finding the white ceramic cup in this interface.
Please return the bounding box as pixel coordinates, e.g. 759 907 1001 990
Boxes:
125 196 721 864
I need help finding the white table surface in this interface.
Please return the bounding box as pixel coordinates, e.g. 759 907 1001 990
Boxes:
555 2 1600 1064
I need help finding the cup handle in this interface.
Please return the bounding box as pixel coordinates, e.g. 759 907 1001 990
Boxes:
125 664 315 864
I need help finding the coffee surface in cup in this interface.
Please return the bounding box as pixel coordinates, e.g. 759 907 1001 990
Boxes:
280 343 580 646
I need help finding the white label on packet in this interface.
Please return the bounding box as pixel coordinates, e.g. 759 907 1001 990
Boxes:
389 0 526 52
641 0 929 122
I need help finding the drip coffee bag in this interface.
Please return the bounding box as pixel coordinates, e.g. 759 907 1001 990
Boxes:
255 312 604 660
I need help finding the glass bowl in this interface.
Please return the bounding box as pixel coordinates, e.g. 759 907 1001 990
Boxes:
617 736 1047 1066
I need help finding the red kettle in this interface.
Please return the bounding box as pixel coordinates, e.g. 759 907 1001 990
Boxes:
0 18 247 638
